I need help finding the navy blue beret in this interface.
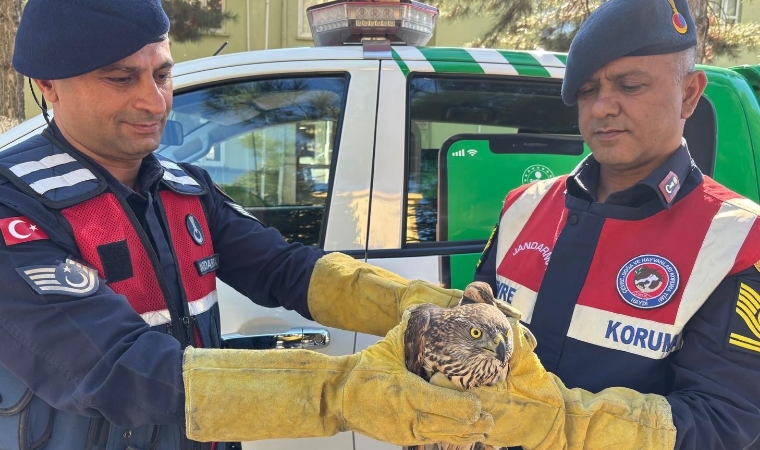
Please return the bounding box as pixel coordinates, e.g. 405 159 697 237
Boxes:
13 0 170 80
561 0 697 105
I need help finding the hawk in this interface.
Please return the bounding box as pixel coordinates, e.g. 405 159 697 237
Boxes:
404 281 513 450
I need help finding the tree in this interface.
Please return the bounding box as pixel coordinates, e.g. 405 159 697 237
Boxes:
0 0 24 134
0 0 235 134
162 0 236 43
433 0 760 64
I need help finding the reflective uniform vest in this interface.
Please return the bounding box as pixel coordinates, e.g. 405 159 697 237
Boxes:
495 176 760 363
0 133 220 450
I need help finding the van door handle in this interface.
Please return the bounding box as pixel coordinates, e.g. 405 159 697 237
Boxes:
222 327 330 350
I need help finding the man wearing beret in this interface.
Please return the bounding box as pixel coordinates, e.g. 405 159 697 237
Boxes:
0 1 496 449
468 0 760 448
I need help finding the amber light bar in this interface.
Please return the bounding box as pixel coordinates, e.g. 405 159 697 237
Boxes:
307 1 438 46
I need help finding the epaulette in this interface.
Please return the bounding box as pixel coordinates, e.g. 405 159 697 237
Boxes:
0 130 107 209
155 154 207 196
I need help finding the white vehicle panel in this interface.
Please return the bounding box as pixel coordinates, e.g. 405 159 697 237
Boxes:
366 61 408 250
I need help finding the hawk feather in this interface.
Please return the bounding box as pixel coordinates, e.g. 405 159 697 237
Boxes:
404 282 513 450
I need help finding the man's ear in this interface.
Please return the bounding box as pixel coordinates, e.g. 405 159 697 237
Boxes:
32 79 58 103
681 70 707 120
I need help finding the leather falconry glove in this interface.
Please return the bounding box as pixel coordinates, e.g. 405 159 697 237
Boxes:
183 311 494 446
452 305 676 450
307 252 463 336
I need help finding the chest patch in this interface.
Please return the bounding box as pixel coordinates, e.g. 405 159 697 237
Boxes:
617 254 679 309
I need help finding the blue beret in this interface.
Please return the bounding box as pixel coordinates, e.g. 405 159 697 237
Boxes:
561 0 697 105
13 0 170 80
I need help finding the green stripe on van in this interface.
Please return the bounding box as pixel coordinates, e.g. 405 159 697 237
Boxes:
417 48 485 74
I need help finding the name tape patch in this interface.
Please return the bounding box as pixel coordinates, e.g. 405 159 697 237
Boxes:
727 283 760 355
17 258 99 297
195 253 220 276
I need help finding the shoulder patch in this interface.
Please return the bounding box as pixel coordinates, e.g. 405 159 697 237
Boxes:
727 282 760 355
225 201 263 225
0 216 49 246
17 258 99 297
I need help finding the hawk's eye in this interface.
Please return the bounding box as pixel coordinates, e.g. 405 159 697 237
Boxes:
470 328 482 339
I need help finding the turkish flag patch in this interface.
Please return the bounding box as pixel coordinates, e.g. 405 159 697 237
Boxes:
0 216 50 246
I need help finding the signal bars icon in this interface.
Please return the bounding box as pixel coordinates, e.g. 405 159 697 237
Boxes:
452 149 479 157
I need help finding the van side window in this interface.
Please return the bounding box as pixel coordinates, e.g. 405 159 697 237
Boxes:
158 76 348 247
406 75 583 245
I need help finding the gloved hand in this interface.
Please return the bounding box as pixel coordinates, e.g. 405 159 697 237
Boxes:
460 307 676 450
183 311 493 445
307 252 462 336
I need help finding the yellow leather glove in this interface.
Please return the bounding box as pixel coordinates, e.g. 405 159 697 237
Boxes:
183 311 493 445
307 252 462 336
463 310 676 450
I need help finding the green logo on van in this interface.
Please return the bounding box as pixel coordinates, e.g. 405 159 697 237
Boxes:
522 165 554 184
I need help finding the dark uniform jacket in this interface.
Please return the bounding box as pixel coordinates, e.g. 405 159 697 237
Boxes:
476 144 760 449
0 124 323 450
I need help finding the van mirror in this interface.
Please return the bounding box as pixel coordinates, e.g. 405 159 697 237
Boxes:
160 120 184 146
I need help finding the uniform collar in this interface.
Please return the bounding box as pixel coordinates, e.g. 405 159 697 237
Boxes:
48 122 165 197
567 140 694 209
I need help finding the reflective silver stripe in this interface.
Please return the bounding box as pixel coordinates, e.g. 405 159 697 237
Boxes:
10 153 77 177
675 198 760 327
495 178 559 265
494 275 538 324
139 290 218 327
159 160 182 171
567 305 683 359
162 170 200 187
28 168 97 195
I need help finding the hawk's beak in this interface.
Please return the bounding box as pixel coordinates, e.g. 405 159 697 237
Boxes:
494 335 508 363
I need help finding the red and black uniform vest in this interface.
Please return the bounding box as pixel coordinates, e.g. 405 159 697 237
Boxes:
495 175 760 359
62 187 217 346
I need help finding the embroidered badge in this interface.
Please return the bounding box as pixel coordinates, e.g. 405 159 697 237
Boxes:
17 258 99 297
195 254 220 276
658 171 680 205
0 216 49 246
186 214 205 245
667 0 688 34
617 255 679 309
225 201 263 224
727 283 760 355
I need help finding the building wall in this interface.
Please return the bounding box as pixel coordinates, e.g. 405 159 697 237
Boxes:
709 0 760 67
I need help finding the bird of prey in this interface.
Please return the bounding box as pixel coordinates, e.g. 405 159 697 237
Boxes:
404 281 513 450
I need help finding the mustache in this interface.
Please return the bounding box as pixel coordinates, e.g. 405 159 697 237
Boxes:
588 121 627 132
122 115 167 124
